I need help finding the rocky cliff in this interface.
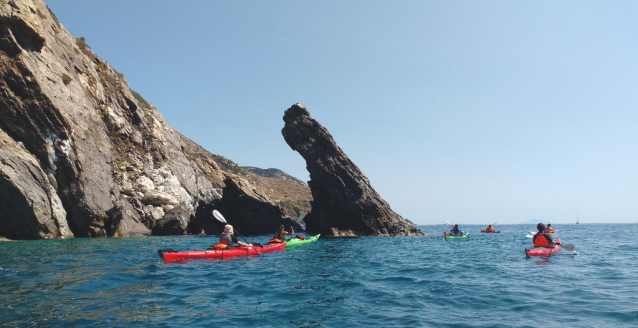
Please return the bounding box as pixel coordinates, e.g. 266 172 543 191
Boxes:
282 103 421 237
0 0 309 239
242 166 307 186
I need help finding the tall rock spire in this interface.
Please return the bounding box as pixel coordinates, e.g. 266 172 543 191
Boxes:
282 103 421 236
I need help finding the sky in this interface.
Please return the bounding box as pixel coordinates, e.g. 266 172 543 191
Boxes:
46 0 637 225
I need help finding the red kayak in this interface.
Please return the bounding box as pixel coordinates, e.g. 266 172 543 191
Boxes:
525 238 561 257
161 242 286 261
480 230 500 233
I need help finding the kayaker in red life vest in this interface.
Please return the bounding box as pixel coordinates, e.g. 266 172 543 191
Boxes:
544 223 554 234
219 224 252 247
450 224 462 235
272 224 294 242
485 225 494 232
533 223 555 248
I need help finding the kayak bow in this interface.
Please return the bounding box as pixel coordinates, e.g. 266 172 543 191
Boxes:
285 234 320 248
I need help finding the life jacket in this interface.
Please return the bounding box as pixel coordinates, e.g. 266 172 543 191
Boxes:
273 230 287 241
268 238 282 243
211 244 228 250
534 234 550 247
545 228 554 234
451 228 461 234
486 227 493 231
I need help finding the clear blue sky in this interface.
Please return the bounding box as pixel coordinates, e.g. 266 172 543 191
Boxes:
46 0 637 224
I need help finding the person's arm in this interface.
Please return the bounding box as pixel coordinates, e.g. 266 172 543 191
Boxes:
545 234 554 245
233 235 253 247
283 226 295 236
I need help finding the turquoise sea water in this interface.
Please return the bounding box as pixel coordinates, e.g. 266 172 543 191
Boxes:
1 223 637 327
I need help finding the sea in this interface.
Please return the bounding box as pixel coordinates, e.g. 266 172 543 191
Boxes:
1 223 636 327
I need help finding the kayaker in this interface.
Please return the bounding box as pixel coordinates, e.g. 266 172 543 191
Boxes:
450 224 462 235
544 223 554 234
485 225 494 232
273 224 294 242
219 224 252 247
533 223 555 248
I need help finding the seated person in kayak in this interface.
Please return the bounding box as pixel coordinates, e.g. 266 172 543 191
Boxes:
218 224 252 248
485 225 494 232
271 224 294 242
544 223 554 234
533 223 555 248
450 224 462 235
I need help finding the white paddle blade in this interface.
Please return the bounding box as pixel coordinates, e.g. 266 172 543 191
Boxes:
296 213 307 223
443 220 452 226
526 235 534 238
212 210 227 223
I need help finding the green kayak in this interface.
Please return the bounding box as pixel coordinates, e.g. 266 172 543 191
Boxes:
285 234 320 248
444 232 469 240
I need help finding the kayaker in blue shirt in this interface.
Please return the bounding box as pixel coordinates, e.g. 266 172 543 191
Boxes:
533 223 555 248
450 224 462 235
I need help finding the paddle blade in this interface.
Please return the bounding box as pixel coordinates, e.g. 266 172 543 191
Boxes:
212 210 227 223
443 220 452 226
526 235 534 238
560 244 576 252
296 213 307 223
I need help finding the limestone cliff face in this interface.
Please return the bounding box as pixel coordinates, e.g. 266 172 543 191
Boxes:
0 0 304 239
282 103 421 237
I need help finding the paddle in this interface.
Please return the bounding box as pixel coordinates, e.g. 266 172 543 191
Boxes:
525 234 575 252
212 210 261 255
295 213 307 224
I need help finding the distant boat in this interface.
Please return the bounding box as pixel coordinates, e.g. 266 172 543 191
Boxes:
576 212 580 224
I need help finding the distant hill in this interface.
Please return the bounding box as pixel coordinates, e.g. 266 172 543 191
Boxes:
179 135 312 218
242 167 306 186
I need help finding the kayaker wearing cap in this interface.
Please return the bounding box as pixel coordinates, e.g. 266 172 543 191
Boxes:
272 224 294 242
544 223 554 234
533 223 555 248
219 224 252 247
485 225 494 232
450 224 462 235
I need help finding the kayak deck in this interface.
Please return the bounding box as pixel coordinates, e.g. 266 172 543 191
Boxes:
480 230 500 233
162 242 286 261
526 238 561 257
285 234 320 248
444 232 469 239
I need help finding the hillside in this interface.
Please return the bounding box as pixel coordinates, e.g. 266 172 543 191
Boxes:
0 0 309 239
